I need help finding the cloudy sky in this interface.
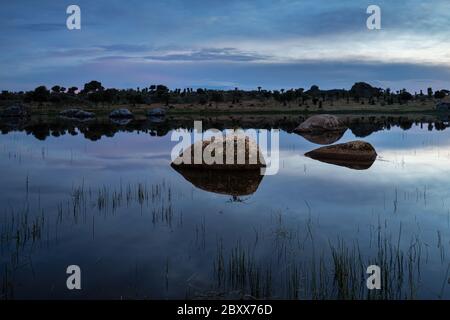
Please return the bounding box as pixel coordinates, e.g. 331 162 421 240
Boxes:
1 0 450 91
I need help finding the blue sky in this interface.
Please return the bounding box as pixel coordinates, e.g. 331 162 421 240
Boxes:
1 0 450 91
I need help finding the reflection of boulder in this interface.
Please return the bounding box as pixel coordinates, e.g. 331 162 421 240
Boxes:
109 108 133 119
305 141 377 170
296 129 347 145
110 118 132 126
294 115 345 133
171 166 263 196
349 123 384 138
171 134 265 170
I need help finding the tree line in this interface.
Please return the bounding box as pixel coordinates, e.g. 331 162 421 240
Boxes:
1 81 448 108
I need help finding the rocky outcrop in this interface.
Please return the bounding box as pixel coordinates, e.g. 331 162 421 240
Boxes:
294 115 345 133
171 134 265 170
59 108 95 119
109 108 133 119
305 140 377 170
350 82 382 98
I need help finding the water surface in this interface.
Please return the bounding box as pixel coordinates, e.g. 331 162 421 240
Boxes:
1 118 450 299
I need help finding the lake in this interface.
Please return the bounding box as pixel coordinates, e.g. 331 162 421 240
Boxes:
1 115 450 299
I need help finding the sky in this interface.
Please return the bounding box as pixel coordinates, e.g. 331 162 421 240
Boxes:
1 0 450 92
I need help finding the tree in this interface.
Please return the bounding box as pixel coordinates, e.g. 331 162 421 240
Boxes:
32 86 50 102
67 87 78 95
210 91 224 107
51 85 61 93
434 90 446 99
427 87 433 97
399 90 413 101
83 80 104 94
156 85 169 93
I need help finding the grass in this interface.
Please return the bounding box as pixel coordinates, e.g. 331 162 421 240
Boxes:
208 216 425 300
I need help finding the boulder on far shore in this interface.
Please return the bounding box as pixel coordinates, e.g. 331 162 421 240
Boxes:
59 108 95 119
147 107 167 117
109 108 133 119
294 114 345 133
1 105 28 118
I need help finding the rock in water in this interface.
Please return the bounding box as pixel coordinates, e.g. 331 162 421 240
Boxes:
294 114 345 133
305 140 377 170
60 108 95 119
171 134 265 170
109 108 133 119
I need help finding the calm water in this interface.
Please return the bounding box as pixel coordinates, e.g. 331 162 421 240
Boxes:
1 119 450 299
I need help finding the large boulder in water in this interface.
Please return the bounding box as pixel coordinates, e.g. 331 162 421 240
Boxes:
305 140 377 170
171 134 265 170
60 108 95 119
294 115 345 133
109 108 133 119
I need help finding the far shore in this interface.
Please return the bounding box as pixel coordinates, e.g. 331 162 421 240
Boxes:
12 98 443 117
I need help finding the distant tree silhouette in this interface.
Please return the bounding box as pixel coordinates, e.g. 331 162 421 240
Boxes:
434 90 446 99
32 86 50 102
83 81 104 94
67 87 78 95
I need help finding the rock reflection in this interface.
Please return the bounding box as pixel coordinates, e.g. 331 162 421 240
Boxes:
296 129 347 145
171 165 264 196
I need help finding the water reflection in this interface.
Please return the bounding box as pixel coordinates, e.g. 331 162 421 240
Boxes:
2 118 450 299
296 128 347 145
171 165 264 197
1 114 449 142
304 153 376 170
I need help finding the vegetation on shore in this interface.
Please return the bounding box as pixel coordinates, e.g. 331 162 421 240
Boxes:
1 81 448 115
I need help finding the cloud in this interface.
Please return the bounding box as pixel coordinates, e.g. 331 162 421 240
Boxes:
17 23 64 32
144 48 271 62
98 44 153 53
